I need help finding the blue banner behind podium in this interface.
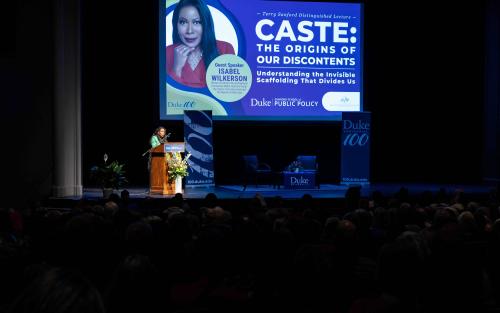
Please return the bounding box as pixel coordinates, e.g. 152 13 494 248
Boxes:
341 112 371 184
184 111 214 187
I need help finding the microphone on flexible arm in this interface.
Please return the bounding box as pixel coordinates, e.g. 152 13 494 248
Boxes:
160 133 171 144
141 133 172 157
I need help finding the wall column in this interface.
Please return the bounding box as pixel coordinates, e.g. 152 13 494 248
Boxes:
52 0 82 197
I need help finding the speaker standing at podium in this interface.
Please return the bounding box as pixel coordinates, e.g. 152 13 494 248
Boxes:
146 127 185 195
150 126 169 148
147 126 169 172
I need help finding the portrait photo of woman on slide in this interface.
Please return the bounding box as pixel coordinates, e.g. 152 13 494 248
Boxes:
166 0 235 88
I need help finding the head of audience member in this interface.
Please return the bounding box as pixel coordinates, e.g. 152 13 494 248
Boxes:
321 216 340 243
451 189 466 205
204 206 230 223
300 193 314 210
248 193 267 213
376 232 426 306
345 186 361 210
171 193 185 208
474 207 492 233
203 192 218 208
103 201 119 219
108 193 121 205
125 221 153 254
395 187 409 203
120 189 130 205
351 209 372 233
335 219 357 248
433 208 457 229
436 187 449 204
8 267 105 313
167 212 196 242
458 211 477 234
269 195 285 209
106 255 161 313
492 218 500 240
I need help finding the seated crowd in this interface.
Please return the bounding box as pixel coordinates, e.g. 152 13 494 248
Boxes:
1 187 500 313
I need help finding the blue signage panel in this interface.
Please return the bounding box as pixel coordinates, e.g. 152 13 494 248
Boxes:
340 112 370 184
183 111 215 187
283 171 316 189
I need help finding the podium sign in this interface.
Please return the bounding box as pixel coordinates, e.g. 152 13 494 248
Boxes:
164 142 185 153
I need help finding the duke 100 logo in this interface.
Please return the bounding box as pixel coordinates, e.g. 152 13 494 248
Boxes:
343 119 370 147
343 133 369 146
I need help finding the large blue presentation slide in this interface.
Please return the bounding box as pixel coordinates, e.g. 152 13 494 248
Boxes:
160 0 363 121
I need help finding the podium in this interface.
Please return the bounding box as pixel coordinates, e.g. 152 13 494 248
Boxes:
149 142 185 195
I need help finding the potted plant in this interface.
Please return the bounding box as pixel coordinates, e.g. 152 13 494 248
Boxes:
287 160 304 173
166 152 191 194
90 154 128 199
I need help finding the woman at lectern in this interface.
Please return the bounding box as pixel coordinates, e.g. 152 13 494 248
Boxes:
166 0 235 88
150 126 168 148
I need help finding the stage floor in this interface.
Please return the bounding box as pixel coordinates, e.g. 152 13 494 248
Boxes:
54 182 496 201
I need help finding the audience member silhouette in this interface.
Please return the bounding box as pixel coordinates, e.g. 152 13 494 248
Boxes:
7 267 105 313
106 255 163 313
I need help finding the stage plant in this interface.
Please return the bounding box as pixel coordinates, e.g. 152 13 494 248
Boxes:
287 160 304 172
90 154 128 198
